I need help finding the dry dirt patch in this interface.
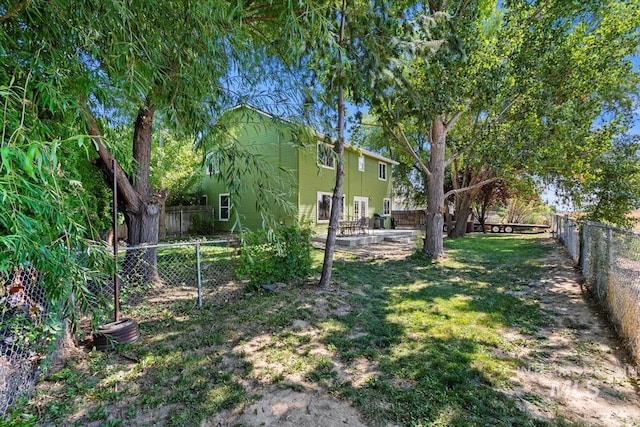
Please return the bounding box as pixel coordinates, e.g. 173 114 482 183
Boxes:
203 388 368 427
502 243 640 426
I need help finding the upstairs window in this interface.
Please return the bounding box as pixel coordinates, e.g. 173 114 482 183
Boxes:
358 155 365 172
378 162 387 181
318 143 335 169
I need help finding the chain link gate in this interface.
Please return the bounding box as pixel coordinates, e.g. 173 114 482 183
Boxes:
96 240 240 318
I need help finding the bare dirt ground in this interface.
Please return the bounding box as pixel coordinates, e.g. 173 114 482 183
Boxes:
205 238 640 427
502 243 640 426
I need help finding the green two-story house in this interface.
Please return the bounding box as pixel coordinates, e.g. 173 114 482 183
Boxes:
201 105 397 232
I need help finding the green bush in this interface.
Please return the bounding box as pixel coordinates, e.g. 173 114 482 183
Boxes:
236 223 313 290
190 212 215 235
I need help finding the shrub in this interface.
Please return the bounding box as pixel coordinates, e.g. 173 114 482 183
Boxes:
236 223 313 290
190 212 215 235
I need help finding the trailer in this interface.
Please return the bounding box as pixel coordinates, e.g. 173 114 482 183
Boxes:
479 223 550 233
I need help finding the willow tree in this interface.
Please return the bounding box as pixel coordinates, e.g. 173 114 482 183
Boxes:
74 0 325 283
369 0 640 259
72 2 238 280
0 0 123 322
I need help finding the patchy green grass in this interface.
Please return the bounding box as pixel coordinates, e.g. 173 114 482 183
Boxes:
23 234 581 426
326 234 556 426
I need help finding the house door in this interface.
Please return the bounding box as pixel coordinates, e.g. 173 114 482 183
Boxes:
353 196 368 219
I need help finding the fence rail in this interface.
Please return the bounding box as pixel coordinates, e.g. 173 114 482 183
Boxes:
552 214 640 362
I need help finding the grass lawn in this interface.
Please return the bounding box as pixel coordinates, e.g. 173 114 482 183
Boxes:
23 234 584 426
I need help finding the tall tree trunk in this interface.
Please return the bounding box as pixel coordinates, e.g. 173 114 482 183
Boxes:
318 0 347 289
83 100 166 284
449 167 491 238
444 208 453 235
476 197 488 234
475 181 494 234
448 161 468 238
423 117 446 259
122 104 165 284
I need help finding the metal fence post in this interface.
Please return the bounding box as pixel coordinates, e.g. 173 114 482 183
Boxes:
196 241 203 307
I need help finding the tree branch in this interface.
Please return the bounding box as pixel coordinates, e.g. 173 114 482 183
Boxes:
444 109 464 130
492 94 522 124
528 0 551 21
383 122 432 180
427 0 439 14
393 70 423 106
444 96 473 130
1 0 31 24
444 176 502 200
80 102 142 213
445 149 463 168
456 0 472 17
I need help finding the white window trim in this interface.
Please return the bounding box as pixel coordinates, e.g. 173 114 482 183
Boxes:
218 193 231 221
383 198 391 216
378 162 387 181
358 155 365 172
317 142 336 169
353 196 368 219
317 192 345 223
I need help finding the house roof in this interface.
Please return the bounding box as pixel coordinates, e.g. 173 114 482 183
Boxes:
226 104 399 166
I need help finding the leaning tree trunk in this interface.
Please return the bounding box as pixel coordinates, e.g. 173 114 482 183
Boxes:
121 104 166 284
449 193 472 238
83 101 166 285
423 117 446 259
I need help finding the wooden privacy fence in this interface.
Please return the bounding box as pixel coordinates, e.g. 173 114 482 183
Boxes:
164 205 215 237
391 210 426 228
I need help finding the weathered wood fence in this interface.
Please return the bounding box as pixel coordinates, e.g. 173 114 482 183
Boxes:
391 210 426 228
164 205 215 237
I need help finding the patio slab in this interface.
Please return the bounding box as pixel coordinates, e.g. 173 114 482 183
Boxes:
313 229 420 247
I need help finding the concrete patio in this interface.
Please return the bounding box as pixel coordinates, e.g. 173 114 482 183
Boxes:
313 228 420 247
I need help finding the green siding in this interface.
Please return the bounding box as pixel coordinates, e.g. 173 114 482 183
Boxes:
342 148 393 228
297 142 338 232
202 105 394 232
201 108 298 231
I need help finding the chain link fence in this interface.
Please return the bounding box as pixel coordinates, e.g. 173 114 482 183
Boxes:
552 214 640 362
96 239 239 320
1 239 238 418
1 266 49 416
